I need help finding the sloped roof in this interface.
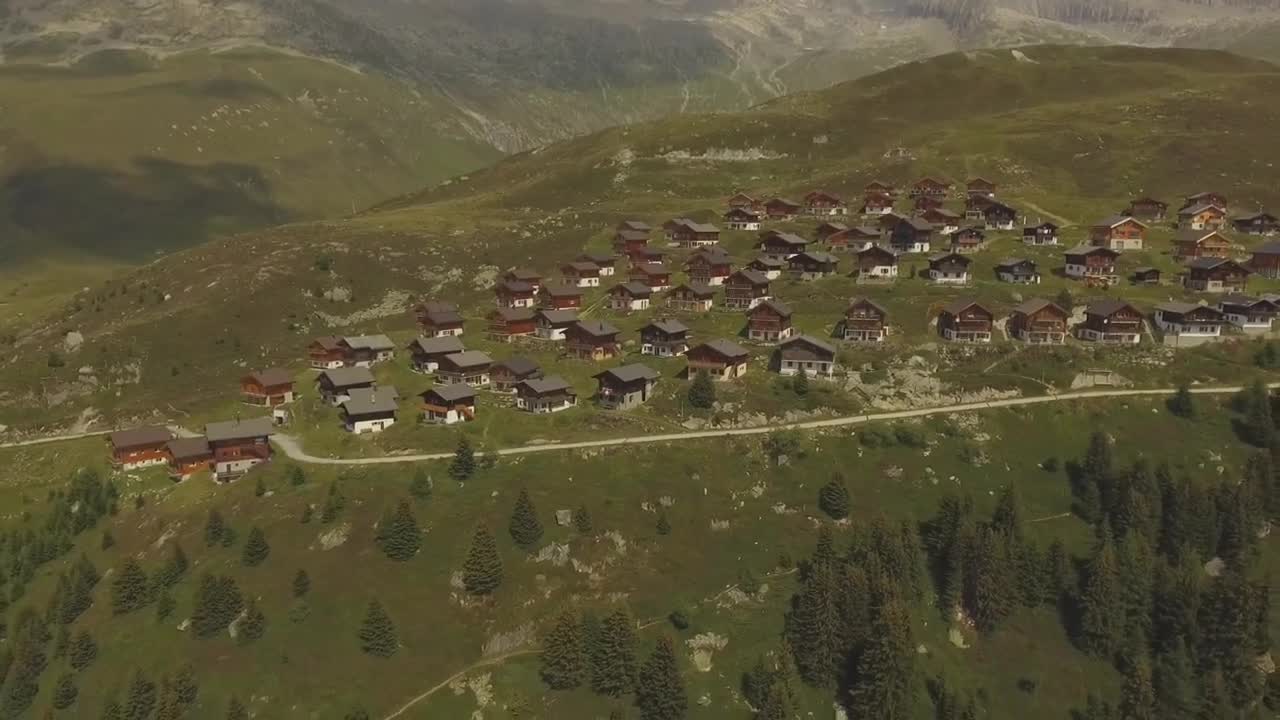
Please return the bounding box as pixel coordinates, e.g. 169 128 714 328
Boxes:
1186 257 1243 270
941 297 989 316
494 357 541 376
670 283 715 298
614 281 653 297
781 334 836 356
166 436 211 460
748 257 787 269
424 383 476 403
760 232 808 247
643 319 690 334
409 336 465 355
619 220 651 231
343 334 395 352
1179 203 1224 217
497 279 535 293
342 387 400 416
110 426 172 449
1155 301 1210 314
1174 229 1227 244
1086 299 1139 317
519 376 576 396
563 261 600 273
505 268 542 280
848 297 888 314
443 351 493 369
421 308 464 325
1253 240 1280 256
573 320 621 338
731 269 771 285
319 366 375 388
247 368 292 387
1012 298 1064 316
632 262 670 276
205 417 275 442
578 251 616 264
596 364 660 384
491 307 536 322
696 339 749 360
542 283 584 297
750 299 793 317
1064 244 1119 256
312 335 343 351
536 309 579 324
792 251 839 264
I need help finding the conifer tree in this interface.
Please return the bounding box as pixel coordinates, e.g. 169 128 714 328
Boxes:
786 550 840 686
1151 556 1201 654
204 509 227 547
817 474 850 520
463 526 503 596
967 525 1013 633
1152 639 1196 720
409 468 433 500
101 530 115 551
292 569 311 598
540 610 586 690
69 631 97 671
358 600 398 658
238 599 265 644
225 697 248 720
508 489 544 549
791 371 809 397
1117 533 1155 647
687 370 715 409
154 543 188 589
241 527 270 567
111 559 151 615
635 636 687 720
376 500 422 561
592 609 638 696
124 670 156 720
1240 378 1275 446
573 505 593 534
1078 532 1125 657
321 481 346 523
100 697 123 720
847 595 915 720
1119 656 1156 720
655 511 671 536
190 574 244 638
172 664 198 706
1167 383 1195 418
155 590 175 622
449 436 476 482
286 464 306 487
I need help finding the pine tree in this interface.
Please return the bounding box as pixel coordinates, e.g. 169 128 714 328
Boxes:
409 468 433 500
111 559 151 615
376 500 423 561
592 609 638 696
321 481 346 523
785 550 840 686
124 670 156 720
655 511 672 536
463 525 503 596
292 569 311 598
791 371 809 397
1078 532 1125 657
817 474 850 520
1167 383 1195 418
540 610 586 690
1239 378 1275 446
190 574 244 638
52 672 77 709
155 590 175 622
69 631 97 671
286 464 306 487
1119 656 1156 720
358 600 398 658
687 370 716 409
225 697 248 720
204 509 227 547
635 636 687 720
241 527 270 567
1152 639 1196 720
449 436 476 482
573 505 593 534
238 599 265 644
508 489 544 548
847 595 915 720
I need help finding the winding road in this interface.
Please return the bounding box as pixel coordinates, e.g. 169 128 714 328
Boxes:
268 384 1265 466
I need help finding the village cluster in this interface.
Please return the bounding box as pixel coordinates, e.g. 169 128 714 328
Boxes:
105 177 1280 482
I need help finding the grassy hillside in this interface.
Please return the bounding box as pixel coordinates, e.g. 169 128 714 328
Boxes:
3 46 1280 434
0 394 1273 718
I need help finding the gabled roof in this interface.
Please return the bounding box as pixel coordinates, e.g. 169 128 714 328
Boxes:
1253 240 1280 256
536 309 580 324
791 251 839 264
924 208 962 220
205 417 275 443
689 246 732 263
781 334 836 356
110 426 172 449
805 190 844 203
319 366 375 388
442 351 493 369
167 436 211 460
1065 244 1120 257
995 257 1036 270
542 283 584 297
643 319 690 335
563 261 601 273
421 308 464 326
857 244 899 258
342 386 399 416
1235 211 1279 222
1024 222 1059 231
670 283 715 298
342 335 395 352
928 252 971 265
1220 293 1278 309
667 217 719 233
311 335 343 351
1186 191 1224 202
613 281 653 297
914 176 949 187
848 297 889 315
246 368 292 387
408 336 465 355
493 357 541 376
1174 229 1229 244
983 201 1017 215
1129 196 1166 206
619 220 651 232
1179 203 1225 217
423 383 477 403
724 207 761 219
573 320 621 338
496 279 535 294
519 376 576 396
730 269 772 285
966 177 995 186
578 251 616 264
749 299 793 318
817 221 849 232
765 197 801 208
1012 298 1066 316
1085 299 1140 317
1155 301 1217 315
504 268 542 281
759 231 808 247
695 339 750 360
1186 257 1248 272
632 262 670 276
595 364 660 384
491 307 536 322
898 217 934 232
748 257 787 269
941 298 990 316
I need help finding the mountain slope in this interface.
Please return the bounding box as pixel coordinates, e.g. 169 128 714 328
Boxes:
4 45 1280 431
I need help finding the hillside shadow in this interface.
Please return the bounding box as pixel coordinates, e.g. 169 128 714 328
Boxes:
1 156 294 262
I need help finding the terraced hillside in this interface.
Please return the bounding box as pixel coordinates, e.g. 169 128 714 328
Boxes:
4 45 1280 436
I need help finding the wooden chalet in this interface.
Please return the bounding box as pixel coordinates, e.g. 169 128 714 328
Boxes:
1249 240 1280 279
1022 222 1059 246
436 351 493 387
804 190 847 217
764 198 802 220
877 211 907 234
994 258 1041 284
420 384 477 425
561 261 602 288
491 357 543 392
910 177 950 200
851 245 899 282
1078 300 1143 344
515 376 578 414
861 193 895 216
540 283 585 310
535 309 579 341
1126 197 1168 222
747 256 786 280
964 194 994 221
727 193 762 212
937 299 994 343
685 247 733 286
204 417 275 481
864 180 897 198
639 319 691 357
756 231 808 260
316 366 375 405
1154 302 1224 343
778 335 837 378
1181 192 1228 212
594 364 660 410
724 270 772 310
920 207 962 234
913 195 945 213
788 251 839 280
889 217 934 254
827 226 881 253
664 218 720 248
341 386 400 435
415 301 465 337
1009 299 1068 344
1131 267 1162 286
565 321 621 360
746 299 794 344
308 336 346 370
927 252 972 285
614 221 651 256
948 227 987 254
981 202 1018 230
1234 212 1280 236
1173 229 1232 260
724 207 763 231
577 252 617 276
407 336 465 372
1218 294 1280 332
339 335 395 367
166 437 212 480
1177 203 1228 231
842 298 889 342
608 282 653 312
632 246 668 265
965 178 996 199
487 307 537 342
109 426 173 470
629 263 672 292
502 268 543 292
1064 245 1120 283
687 340 750 381
495 279 537 308
815 222 849 242
241 369 295 407
666 283 715 312
1183 258 1249 294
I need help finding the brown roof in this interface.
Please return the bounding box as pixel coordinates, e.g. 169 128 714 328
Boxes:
940 298 989 316
166 436 211 460
110 426 172 450
247 368 292 387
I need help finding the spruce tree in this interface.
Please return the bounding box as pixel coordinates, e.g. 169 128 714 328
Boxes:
573 505 593 534
967 525 1013 633
321 481 346 523
463 526 503 596
155 590 175 622
292 569 311 598
1119 656 1156 720
172 664 198 706
635 636 687 720
687 370 715 409
158 543 189 588
847 595 915 720
1240 378 1275 447
1167 383 1195 418
100 698 124 720
52 672 77 710
225 698 248 720
124 670 156 720
111 559 150 615
286 464 306 487
238 599 265 644
409 468 433 501
190 574 244 638
592 610 638 697
449 436 476 482
540 610 586 690
69 631 97 671
101 531 116 550
817 474 850 520
376 500 422 561
791 371 809 397
1078 532 1125 657
204 509 227 547
1152 639 1196 720
508 489 544 548
785 550 840 686
358 600 398 658
241 527 270 567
